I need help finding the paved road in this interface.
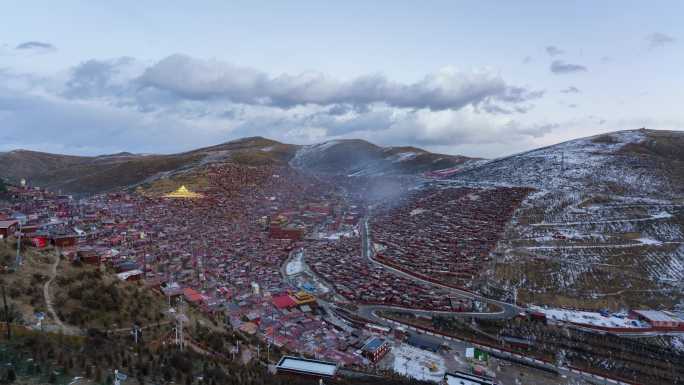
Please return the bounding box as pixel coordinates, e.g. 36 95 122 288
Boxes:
283 210 635 385
359 214 521 321
283 211 522 324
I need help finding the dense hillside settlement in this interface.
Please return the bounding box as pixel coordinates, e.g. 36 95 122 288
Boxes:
1 129 683 385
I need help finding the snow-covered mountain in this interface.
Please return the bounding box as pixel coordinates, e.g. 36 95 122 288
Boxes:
444 129 684 311
450 129 683 197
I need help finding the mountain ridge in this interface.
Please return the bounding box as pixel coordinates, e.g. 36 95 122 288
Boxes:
0 136 472 195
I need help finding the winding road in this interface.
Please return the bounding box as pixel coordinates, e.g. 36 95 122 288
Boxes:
285 208 522 331
359 214 521 323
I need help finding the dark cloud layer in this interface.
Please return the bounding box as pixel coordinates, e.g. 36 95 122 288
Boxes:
15 41 56 51
550 60 587 74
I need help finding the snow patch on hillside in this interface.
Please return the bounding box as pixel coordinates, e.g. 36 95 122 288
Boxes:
291 140 343 165
390 152 418 163
449 129 656 194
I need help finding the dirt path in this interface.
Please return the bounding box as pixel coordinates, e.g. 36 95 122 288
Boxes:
43 256 80 335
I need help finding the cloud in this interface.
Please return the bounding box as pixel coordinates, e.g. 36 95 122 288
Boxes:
545 45 564 56
646 32 676 49
15 41 56 52
560 86 580 94
62 57 139 100
0 78 225 155
349 107 559 151
0 54 551 158
550 60 587 74
135 54 542 111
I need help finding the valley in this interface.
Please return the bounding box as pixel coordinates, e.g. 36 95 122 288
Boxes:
1 128 683 385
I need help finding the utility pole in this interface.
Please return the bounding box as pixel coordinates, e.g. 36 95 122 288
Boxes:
267 305 274 363
131 323 141 344
512 287 517 306
174 299 185 351
179 299 185 351
15 222 22 268
2 285 11 340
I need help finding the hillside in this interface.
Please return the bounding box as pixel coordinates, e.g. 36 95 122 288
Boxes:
0 137 298 196
0 248 427 385
443 129 684 310
448 129 684 197
289 139 474 176
0 137 473 195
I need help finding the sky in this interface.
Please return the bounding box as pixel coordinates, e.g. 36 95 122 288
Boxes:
1 1 682 158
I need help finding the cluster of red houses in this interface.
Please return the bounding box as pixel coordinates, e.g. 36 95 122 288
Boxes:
371 186 532 288
0 186 82 249
3 166 523 369
307 236 473 312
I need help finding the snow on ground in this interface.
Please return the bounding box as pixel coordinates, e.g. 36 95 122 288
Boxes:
467 193 480 201
322 229 357 240
672 336 684 352
531 306 650 329
289 140 348 170
310 277 330 294
532 211 673 226
391 152 418 163
646 244 684 284
637 237 663 246
391 343 446 383
524 243 645 250
652 211 674 219
449 129 661 195
290 140 343 164
410 208 428 216
286 254 304 275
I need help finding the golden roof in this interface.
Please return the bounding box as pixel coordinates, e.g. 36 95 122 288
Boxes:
292 291 316 305
163 185 204 199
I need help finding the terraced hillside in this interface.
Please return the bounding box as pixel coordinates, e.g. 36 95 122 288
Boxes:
447 129 684 310
493 195 684 310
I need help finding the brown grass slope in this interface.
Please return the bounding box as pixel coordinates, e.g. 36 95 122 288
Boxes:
0 137 298 196
617 129 684 194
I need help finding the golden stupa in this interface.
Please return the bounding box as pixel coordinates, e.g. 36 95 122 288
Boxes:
163 185 204 199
